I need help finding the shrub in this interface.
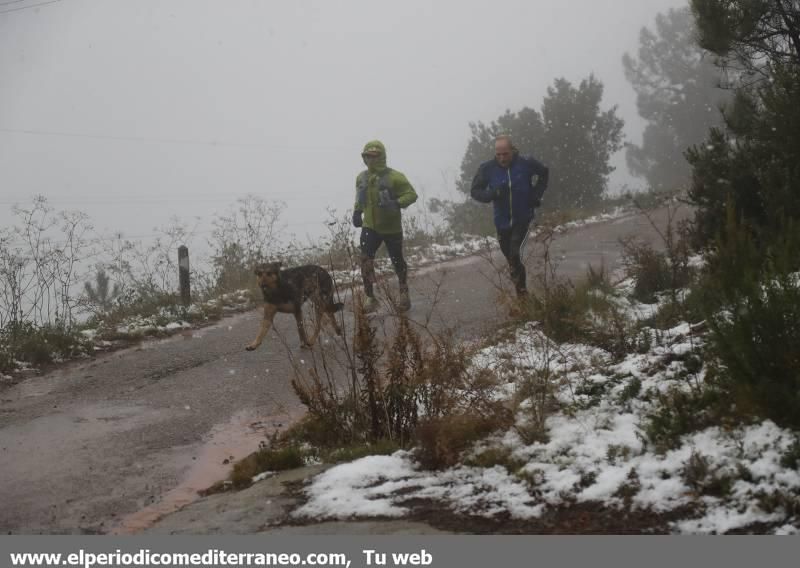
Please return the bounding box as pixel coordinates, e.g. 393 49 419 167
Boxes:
681 450 733 497
229 446 306 490
709 273 800 429
621 236 692 304
686 65 800 252
290 297 511 469
0 321 91 372
642 386 726 453
622 240 672 303
522 263 634 358
414 412 512 470
464 446 523 470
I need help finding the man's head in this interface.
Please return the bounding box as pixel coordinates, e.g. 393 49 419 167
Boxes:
495 135 515 168
361 140 387 172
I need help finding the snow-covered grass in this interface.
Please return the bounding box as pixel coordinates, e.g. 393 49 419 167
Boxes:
82 289 254 340
292 283 800 534
557 207 631 233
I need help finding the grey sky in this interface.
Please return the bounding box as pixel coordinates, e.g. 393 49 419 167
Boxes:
1 0 686 244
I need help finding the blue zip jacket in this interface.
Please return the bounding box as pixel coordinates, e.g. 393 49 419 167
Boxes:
470 153 549 230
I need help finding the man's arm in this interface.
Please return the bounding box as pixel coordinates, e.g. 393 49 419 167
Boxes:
527 157 549 205
470 163 496 203
353 174 365 227
392 172 418 208
354 173 366 212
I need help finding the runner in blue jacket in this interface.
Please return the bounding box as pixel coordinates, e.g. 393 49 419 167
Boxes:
470 135 549 298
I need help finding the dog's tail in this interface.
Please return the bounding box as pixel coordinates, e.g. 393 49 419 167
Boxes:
326 301 345 313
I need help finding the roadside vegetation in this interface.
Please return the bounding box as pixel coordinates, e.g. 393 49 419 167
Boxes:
0 184 638 379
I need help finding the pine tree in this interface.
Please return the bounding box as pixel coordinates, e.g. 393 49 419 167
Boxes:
623 7 728 191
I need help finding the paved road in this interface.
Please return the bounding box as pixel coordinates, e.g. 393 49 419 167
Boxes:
0 204 689 534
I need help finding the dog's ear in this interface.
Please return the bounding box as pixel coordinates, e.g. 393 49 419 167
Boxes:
254 266 263 276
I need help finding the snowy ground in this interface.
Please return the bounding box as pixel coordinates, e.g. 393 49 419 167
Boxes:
81 289 253 340
291 284 800 535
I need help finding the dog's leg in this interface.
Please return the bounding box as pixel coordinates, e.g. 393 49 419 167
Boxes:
323 292 343 337
246 305 277 351
304 287 326 346
326 309 343 336
307 303 324 346
294 309 312 348
317 276 343 338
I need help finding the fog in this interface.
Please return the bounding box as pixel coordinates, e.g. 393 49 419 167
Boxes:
1 0 685 246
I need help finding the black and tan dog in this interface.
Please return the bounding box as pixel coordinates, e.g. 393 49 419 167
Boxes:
246 262 344 351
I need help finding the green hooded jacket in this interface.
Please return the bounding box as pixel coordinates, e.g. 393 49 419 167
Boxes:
354 140 417 235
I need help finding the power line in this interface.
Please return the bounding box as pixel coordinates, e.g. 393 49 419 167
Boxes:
0 0 62 15
0 194 311 206
0 127 350 151
1 217 338 248
0 189 350 206
0 126 462 154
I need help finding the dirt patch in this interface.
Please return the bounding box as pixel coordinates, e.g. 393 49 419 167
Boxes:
289 498 696 534
407 500 695 534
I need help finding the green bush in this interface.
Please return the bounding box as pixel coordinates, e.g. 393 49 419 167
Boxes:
642 386 725 453
0 322 91 373
523 264 634 357
526 279 590 343
621 238 692 304
464 446 524 470
229 446 306 489
686 210 800 429
681 450 734 497
687 65 800 251
709 274 800 428
0 344 14 374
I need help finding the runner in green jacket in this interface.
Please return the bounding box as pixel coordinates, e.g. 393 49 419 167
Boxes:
352 140 418 312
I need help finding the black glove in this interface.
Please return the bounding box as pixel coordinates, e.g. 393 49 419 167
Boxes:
352 210 363 228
